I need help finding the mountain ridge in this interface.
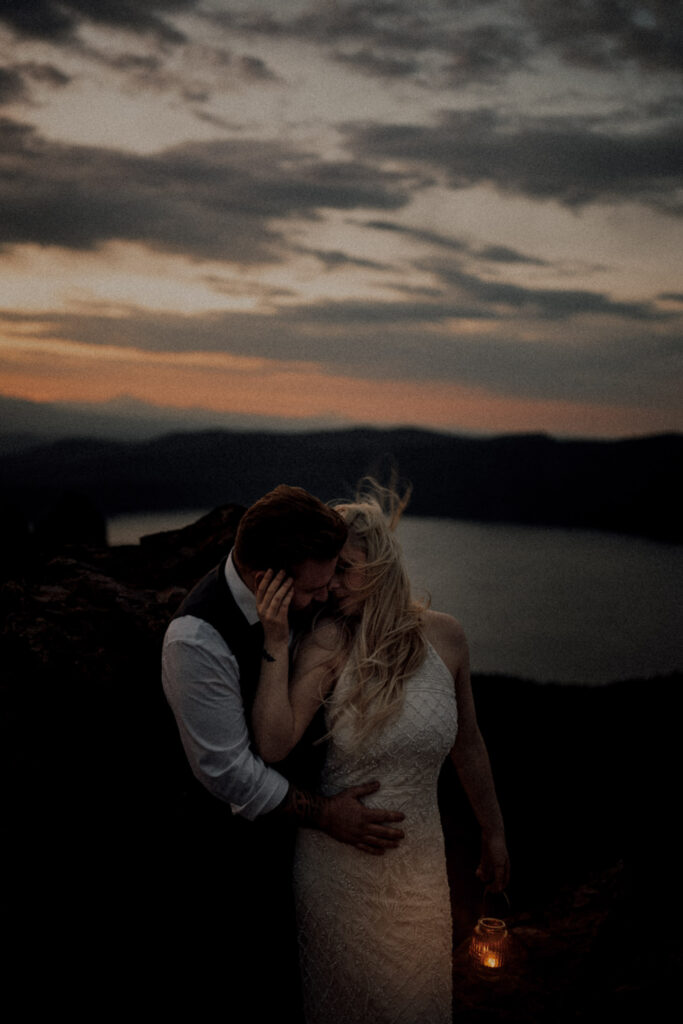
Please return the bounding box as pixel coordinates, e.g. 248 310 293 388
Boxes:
1 425 680 543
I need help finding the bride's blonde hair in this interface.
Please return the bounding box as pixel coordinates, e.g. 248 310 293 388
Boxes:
325 478 427 746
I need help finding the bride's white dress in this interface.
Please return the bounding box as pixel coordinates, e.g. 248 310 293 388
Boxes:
293 642 458 1024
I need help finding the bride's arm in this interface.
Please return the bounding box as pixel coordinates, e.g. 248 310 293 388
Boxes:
447 623 510 892
251 570 337 763
425 610 510 892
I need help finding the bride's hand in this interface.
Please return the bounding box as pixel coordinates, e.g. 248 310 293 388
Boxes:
256 569 293 649
476 831 510 892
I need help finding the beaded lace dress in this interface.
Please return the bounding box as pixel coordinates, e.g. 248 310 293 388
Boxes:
293 642 458 1024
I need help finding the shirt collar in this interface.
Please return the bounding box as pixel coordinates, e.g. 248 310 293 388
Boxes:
225 549 260 626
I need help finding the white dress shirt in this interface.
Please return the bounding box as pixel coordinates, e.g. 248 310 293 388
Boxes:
161 552 290 819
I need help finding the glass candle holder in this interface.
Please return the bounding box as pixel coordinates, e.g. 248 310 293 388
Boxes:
468 916 509 974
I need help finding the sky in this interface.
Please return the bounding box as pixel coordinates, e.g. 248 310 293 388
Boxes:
0 0 681 440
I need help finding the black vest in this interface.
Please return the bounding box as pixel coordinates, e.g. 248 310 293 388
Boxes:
172 557 325 792
167 560 309 1016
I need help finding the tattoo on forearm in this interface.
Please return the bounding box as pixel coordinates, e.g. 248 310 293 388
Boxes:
281 786 326 828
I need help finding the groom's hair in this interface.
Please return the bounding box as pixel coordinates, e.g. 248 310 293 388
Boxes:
234 484 347 573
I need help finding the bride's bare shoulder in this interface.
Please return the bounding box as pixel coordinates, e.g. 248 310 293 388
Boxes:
421 608 467 645
420 609 468 673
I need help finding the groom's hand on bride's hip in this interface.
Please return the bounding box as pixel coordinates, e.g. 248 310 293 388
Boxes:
321 781 405 856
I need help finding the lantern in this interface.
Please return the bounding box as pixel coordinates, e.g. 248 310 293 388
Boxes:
468 891 510 978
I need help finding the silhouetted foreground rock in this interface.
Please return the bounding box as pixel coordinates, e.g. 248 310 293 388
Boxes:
3 506 679 1016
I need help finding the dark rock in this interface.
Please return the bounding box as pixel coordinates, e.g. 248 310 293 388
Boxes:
138 502 247 587
0 499 31 579
34 489 107 548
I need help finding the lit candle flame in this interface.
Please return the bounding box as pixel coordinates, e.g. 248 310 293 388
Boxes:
469 916 508 974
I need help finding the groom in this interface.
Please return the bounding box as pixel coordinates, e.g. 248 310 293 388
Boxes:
161 485 405 1014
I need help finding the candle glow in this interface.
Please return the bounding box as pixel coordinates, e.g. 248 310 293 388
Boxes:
469 917 508 975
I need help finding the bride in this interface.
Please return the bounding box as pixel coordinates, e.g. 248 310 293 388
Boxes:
252 483 509 1024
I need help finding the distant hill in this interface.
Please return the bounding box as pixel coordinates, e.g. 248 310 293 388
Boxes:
0 394 344 452
1 426 680 543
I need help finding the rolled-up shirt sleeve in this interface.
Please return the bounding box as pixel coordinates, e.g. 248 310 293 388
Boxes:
162 615 289 820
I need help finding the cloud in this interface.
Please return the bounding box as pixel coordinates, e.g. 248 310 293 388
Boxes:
0 0 194 44
3 276 679 410
0 118 416 261
237 54 279 82
205 2 535 85
0 67 25 104
523 0 683 75
296 248 389 272
347 108 683 215
0 62 71 105
443 22 533 84
476 244 547 266
204 1 683 84
362 219 471 254
419 260 668 320
333 48 421 80
362 219 548 265
7 2 677 88
211 1 436 49
0 1 679 443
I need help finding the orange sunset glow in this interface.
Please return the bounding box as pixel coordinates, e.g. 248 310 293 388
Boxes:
1 332 673 440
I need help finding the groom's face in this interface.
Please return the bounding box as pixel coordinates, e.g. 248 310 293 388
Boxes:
289 556 338 611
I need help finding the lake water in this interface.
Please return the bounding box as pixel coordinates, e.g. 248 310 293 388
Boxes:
108 510 682 685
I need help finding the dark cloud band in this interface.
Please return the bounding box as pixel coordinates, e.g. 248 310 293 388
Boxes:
0 0 193 43
0 119 414 261
347 108 683 214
